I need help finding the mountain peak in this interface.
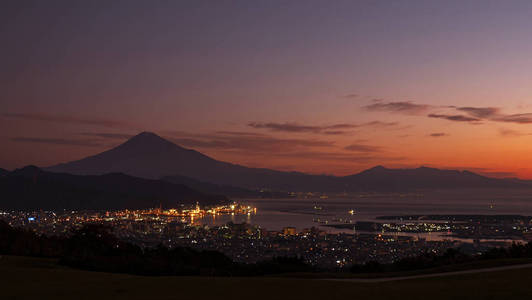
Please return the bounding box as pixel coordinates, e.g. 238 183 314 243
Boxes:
129 131 167 142
120 131 177 149
365 165 388 172
46 130 218 179
354 165 390 176
135 131 160 138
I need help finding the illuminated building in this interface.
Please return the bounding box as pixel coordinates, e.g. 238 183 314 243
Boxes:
283 227 296 236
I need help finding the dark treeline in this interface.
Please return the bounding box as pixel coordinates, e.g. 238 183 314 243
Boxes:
0 220 310 276
3 219 532 276
351 244 532 273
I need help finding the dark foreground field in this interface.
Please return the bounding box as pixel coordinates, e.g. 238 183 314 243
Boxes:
2 256 532 300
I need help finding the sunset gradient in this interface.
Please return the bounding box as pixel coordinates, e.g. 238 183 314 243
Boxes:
2 0 532 178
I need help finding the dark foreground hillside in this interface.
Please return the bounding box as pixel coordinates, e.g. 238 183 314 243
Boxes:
2 255 532 300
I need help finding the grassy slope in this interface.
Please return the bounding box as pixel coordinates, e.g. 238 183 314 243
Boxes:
2 256 532 300
278 257 532 279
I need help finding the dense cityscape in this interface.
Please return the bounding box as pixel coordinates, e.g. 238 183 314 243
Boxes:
3 202 531 269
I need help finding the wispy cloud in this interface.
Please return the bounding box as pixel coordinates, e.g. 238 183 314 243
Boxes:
166 130 406 166
324 123 360 130
498 128 532 137
2 113 130 128
248 122 329 133
428 114 481 122
429 132 449 137
169 138 232 149
453 107 532 124
268 151 405 163
10 137 103 147
215 131 267 137
364 121 400 127
322 131 347 135
164 130 405 164
344 143 382 153
247 121 400 135
79 132 133 139
363 101 431 115
166 131 335 153
10 132 133 147
494 113 532 124
365 102 532 125
455 107 499 119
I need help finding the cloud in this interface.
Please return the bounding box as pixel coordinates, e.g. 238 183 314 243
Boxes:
247 121 400 134
428 114 481 122
453 107 532 124
455 107 500 118
10 132 133 147
363 121 400 127
248 122 323 133
166 132 335 153
215 131 267 137
344 143 382 153
169 138 232 149
362 102 532 125
325 123 360 130
2 113 130 128
322 131 349 135
79 132 133 139
10 137 103 147
268 151 405 163
164 131 405 165
494 113 532 124
165 132 404 165
498 128 532 137
363 101 431 115
429 133 449 137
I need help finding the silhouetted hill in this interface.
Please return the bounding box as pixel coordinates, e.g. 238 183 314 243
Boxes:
46 132 532 192
0 166 229 210
342 166 531 191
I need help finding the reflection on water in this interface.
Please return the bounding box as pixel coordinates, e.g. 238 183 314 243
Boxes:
193 190 532 241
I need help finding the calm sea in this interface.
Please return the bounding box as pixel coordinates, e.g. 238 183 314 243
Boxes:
193 189 532 241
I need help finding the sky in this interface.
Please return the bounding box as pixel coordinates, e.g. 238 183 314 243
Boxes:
2 0 532 178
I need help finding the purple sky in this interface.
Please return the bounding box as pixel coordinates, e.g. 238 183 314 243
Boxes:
2 0 532 178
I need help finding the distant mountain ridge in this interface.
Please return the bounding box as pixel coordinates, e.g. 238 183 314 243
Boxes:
0 166 229 210
161 174 285 198
343 165 530 191
46 132 532 192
